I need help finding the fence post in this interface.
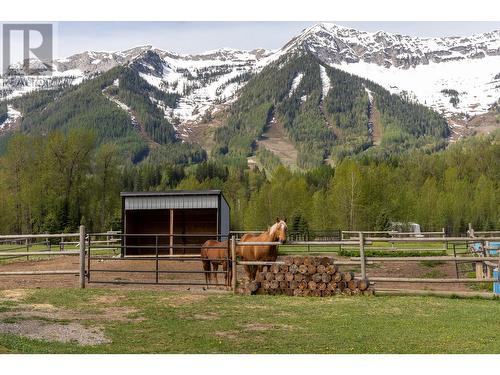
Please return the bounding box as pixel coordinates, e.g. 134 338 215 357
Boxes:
79 225 86 289
359 231 366 280
468 223 484 280
231 235 237 293
155 235 159 284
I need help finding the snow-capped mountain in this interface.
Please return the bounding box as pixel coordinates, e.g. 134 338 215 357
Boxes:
131 47 271 124
282 23 500 117
285 23 500 67
0 45 271 126
1 23 499 132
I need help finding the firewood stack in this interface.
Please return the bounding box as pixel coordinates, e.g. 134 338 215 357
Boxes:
244 256 373 296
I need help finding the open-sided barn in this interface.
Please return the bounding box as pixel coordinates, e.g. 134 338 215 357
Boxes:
121 190 230 256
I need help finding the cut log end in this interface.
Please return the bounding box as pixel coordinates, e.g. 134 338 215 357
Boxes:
358 279 370 291
321 273 332 283
289 264 299 274
342 271 354 282
293 256 304 265
248 281 260 293
298 265 308 274
348 279 358 291
312 273 322 283
284 256 294 266
326 264 337 275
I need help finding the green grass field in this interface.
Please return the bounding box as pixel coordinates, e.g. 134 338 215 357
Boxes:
0 288 499 354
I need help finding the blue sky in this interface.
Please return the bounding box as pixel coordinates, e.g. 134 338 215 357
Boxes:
10 21 500 58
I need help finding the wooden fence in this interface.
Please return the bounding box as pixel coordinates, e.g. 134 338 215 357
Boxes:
0 226 87 288
1 226 499 295
230 232 500 297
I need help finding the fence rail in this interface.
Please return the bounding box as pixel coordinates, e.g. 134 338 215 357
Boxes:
0 233 82 240
0 227 86 288
85 232 231 287
0 226 499 294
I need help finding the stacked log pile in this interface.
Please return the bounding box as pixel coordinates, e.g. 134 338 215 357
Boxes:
245 256 373 296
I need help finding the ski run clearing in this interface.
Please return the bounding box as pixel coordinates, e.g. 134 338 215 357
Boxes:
288 72 304 97
319 65 331 99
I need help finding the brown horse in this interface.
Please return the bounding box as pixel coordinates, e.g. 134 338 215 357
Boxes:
237 218 288 280
200 239 231 288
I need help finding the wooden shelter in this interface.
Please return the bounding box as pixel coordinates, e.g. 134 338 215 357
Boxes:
121 190 230 255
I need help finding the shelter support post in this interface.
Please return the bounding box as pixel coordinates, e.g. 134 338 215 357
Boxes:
169 209 174 256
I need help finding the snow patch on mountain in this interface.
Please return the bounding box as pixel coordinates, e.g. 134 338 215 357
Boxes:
319 65 331 98
289 72 304 97
364 87 374 103
136 51 262 123
333 56 500 116
0 105 21 131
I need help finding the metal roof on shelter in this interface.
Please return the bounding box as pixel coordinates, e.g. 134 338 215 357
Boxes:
121 190 223 197
121 190 229 211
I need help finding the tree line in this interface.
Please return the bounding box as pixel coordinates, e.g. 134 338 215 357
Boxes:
0 128 498 235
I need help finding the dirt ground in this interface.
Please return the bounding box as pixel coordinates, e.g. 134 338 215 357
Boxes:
258 117 298 168
0 255 487 293
448 110 499 142
0 287 147 345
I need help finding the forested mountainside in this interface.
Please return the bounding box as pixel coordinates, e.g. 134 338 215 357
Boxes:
1 23 498 163
0 50 449 169
2 66 204 163
214 52 449 169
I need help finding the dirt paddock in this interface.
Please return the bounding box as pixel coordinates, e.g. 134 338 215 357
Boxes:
0 255 488 293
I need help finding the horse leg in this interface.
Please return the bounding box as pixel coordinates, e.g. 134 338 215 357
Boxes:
224 260 233 288
250 265 258 281
243 265 252 281
222 261 228 287
212 262 219 286
202 259 211 288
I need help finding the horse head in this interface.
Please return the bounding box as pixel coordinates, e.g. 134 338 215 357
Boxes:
270 217 288 244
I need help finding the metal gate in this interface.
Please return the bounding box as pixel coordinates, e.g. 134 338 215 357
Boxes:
86 233 231 287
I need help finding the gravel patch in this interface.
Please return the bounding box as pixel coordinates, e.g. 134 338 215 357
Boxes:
0 304 142 322
0 320 110 345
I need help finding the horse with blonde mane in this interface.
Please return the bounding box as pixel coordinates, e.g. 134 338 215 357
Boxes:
237 218 288 281
200 218 287 287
